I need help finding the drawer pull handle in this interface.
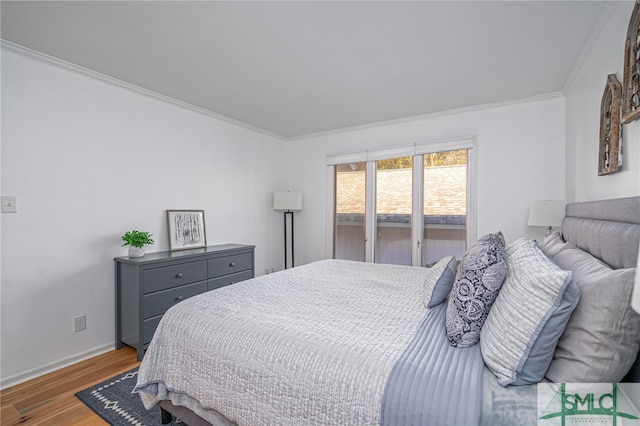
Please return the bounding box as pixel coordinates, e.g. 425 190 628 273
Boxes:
175 296 183 302
229 262 236 267
176 273 183 278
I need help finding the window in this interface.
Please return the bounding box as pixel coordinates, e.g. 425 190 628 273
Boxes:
375 156 413 265
327 138 476 265
334 162 366 261
422 150 468 265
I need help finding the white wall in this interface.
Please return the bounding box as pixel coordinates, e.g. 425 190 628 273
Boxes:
566 1 640 201
0 47 287 386
5 0 636 389
286 96 567 265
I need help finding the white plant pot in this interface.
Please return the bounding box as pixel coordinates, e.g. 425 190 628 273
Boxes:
129 246 145 258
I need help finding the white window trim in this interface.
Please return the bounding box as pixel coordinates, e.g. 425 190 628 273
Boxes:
415 136 475 154
412 155 424 266
365 161 377 263
466 140 478 248
326 151 367 166
325 165 336 259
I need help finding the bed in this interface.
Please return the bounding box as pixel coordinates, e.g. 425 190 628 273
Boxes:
135 196 640 425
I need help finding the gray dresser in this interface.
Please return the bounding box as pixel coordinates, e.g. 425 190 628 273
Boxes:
115 244 255 360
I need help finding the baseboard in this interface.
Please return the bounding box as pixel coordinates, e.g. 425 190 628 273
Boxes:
0 343 114 390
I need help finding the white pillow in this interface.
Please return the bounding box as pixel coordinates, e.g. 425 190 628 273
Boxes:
481 243 578 386
505 236 535 256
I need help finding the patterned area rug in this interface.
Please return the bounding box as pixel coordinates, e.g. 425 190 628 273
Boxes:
76 367 179 425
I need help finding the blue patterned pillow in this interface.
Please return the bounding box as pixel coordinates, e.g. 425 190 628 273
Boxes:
477 231 506 247
446 232 508 348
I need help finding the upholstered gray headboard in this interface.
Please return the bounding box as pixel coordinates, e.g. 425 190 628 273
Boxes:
562 196 640 269
560 196 639 382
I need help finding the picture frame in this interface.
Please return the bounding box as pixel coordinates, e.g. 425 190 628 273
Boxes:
622 0 640 123
167 210 207 251
598 74 623 176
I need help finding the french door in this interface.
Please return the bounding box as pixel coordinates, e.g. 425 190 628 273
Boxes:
374 156 413 265
330 139 475 266
421 150 468 265
334 162 367 262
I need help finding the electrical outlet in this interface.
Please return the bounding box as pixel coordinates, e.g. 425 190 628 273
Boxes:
74 315 86 332
1 196 17 213
265 268 270 275
270 268 275 274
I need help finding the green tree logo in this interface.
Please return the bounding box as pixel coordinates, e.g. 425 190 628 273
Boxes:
539 383 639 425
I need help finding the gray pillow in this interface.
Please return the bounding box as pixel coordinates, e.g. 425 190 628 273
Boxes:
446 232 508 348
541 240 640 383
538 232 567 258
481 242 579 386
423 256 458 308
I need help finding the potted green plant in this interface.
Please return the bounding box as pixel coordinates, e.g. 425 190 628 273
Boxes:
121 230 154 257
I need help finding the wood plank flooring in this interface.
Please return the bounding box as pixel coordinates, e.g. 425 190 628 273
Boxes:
1 346 140 425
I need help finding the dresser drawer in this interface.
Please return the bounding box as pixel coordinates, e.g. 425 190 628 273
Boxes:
208 270 253 291
208 253 252 278
116 244 255 361
143 261 207 293
143 280 208 319
143 315 163 345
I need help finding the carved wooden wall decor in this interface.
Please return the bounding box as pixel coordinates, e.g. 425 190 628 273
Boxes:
622 0 640 123
599 74 622 176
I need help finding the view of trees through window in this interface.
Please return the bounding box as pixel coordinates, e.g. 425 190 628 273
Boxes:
377 150 467 169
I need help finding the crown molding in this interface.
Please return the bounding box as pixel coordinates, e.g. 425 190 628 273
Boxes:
2 39 566 143
1 40 287 141
562 0 623 94
289 92 565 142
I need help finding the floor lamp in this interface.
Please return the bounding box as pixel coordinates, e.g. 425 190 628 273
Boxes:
273 192 303 269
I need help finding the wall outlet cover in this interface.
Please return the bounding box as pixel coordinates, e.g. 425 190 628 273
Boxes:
74 315 86 332
1 196 17 213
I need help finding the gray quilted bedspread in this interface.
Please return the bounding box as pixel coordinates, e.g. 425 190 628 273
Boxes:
382 302 484 426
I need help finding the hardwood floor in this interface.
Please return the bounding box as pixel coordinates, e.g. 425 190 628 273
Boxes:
1 346 140 425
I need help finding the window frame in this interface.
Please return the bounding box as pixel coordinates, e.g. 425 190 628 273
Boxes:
326 136 477 263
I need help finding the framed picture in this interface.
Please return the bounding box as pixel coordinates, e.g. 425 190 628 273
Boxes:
598 74 623 176
622 0 640 123
167 210 207 251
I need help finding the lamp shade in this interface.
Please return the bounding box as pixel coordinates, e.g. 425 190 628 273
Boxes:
528 200 566 227
273 192 303 211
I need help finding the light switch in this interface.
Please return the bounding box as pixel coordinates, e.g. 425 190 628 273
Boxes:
1 196 17 213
